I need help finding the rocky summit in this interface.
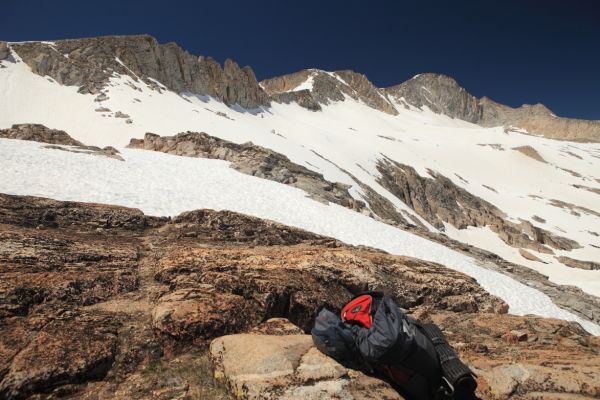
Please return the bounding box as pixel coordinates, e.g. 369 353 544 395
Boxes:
0 193 599 399
385 73 600 142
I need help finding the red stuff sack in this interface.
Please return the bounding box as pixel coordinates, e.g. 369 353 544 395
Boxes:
341 294 373 328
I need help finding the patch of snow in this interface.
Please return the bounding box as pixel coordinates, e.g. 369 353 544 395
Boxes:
292 74 314 92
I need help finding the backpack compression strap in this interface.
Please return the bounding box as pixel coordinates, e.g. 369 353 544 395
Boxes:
422 323 477 398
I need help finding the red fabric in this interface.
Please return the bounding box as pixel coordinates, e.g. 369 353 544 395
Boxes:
341 295 373 328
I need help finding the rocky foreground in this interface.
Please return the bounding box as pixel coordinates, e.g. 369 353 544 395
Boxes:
0 193 599 399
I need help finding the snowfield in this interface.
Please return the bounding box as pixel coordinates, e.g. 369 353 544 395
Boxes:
0 138 599 335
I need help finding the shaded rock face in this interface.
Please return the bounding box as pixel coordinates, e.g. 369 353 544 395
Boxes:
269 89 322 111
128 131 365 211
0 193 598 399
10 35 269 109
376 157 580 253
261 69 398 115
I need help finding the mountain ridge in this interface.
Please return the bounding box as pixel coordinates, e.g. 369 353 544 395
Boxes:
2 34 599 141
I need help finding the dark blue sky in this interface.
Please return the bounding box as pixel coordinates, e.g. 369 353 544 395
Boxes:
3 0 599 119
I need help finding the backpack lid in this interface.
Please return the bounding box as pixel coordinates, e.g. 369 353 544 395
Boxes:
341 294 373 329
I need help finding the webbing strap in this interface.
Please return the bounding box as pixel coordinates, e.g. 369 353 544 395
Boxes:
422 323 477 394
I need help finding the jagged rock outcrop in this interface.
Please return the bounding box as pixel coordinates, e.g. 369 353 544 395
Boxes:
128 131 365 211
262 69 398 115
0 123 124 160
9 35 269 109
0 193 598 399
376 157 580 252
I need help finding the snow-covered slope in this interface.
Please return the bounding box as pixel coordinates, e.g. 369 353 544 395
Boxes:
1 137 598 335
1 42 599 329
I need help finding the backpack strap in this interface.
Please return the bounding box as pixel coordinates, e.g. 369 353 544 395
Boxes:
421 323 478 399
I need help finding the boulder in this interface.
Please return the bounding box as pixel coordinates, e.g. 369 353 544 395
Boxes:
0 124 84 146
209 326 403 399
519 248 544 262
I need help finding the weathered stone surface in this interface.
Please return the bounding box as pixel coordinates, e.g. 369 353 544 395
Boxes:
114 111 130 118
519 248 544 262
252 318 304 335
0 193 598 399
0 314 119 400
11 35 269 109
210 331 403 399
557 256 600 270
153 245 506 334
152 288 257 345
128 131 365 211
432 312 600 399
